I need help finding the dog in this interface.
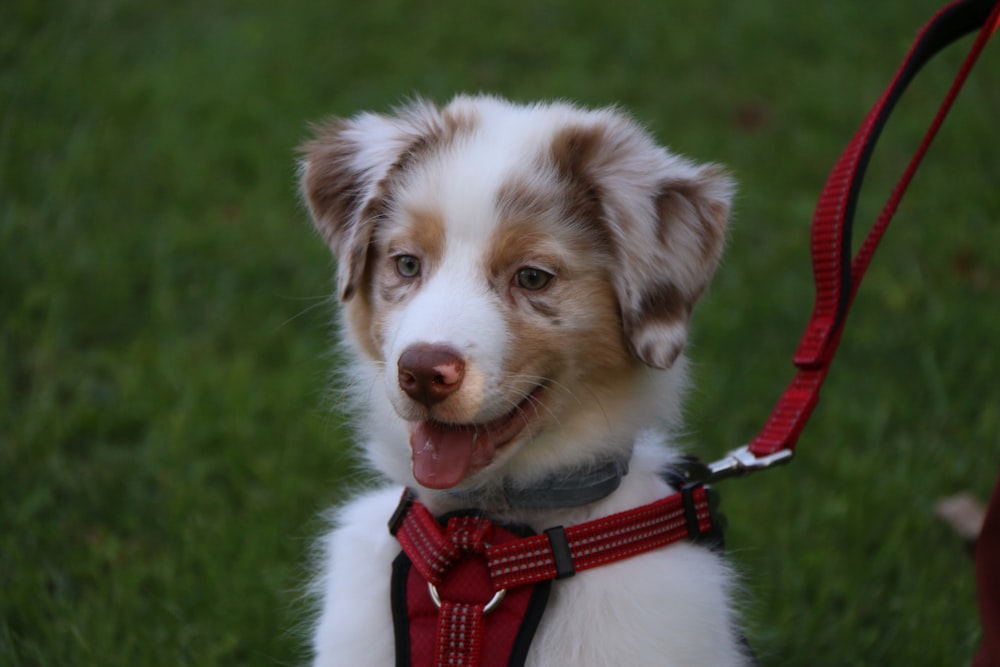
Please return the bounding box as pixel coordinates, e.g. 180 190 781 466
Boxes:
299 94 750 666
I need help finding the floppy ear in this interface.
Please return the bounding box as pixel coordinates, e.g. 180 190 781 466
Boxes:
550 114 734 369
624 164 733 369
298 101 445 301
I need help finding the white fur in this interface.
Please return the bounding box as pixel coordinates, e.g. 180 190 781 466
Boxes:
301 95 748 666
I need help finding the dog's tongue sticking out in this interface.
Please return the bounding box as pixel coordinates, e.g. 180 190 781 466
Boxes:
407 396 534 488
409 421 489 490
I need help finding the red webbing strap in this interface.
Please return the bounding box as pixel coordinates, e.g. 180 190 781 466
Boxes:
395 505 524 667
749 0 1000 458
394 486 714 593
487 485 713 590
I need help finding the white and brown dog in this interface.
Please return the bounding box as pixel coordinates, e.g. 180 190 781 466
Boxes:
300 95 750 666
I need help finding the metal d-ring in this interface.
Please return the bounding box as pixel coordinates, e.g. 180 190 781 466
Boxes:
427 581 507 615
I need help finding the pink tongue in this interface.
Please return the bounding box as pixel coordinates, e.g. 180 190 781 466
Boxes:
409 422 480 490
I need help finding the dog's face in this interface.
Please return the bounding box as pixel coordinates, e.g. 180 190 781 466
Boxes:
301 96 732 493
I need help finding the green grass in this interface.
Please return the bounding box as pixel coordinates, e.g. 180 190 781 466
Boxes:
2 1 998 664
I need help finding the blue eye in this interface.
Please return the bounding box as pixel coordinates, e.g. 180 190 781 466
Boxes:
395 255 421 278
515 267 553 291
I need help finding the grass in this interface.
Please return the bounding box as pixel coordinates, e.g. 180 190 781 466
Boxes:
2 0 998 664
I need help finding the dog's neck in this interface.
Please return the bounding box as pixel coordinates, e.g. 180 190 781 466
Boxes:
441 457 630 512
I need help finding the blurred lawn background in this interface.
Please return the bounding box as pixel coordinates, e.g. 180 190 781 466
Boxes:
2 1 999 665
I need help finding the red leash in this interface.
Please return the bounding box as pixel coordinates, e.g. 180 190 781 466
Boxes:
708 0 1000 478
718 0 1000 661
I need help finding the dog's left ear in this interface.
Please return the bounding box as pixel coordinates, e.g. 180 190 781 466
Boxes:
627 165 733 369
298 101 447 302
551 116 733 369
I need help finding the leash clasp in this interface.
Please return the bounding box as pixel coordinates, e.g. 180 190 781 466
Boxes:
706 446 793 483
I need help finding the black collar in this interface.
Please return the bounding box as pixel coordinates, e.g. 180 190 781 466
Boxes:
444 457 629 511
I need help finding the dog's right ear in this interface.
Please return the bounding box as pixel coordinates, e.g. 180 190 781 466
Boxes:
298 102 444 301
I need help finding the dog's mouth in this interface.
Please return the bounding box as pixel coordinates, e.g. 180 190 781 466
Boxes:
407 385 544 490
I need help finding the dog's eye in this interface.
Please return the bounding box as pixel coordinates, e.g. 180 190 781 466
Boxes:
515 267 553 291
395 255 421 279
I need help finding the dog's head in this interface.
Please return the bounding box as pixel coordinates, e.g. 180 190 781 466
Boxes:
300 95 732 495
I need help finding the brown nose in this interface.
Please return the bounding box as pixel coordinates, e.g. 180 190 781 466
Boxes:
397 344 466 407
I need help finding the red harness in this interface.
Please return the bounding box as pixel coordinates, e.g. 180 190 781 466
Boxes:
389 484 719 667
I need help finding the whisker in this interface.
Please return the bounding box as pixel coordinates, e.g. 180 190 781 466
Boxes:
492 376 565 430
272 293 336 332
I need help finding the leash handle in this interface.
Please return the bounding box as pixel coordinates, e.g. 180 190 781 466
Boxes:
743 0 1000 461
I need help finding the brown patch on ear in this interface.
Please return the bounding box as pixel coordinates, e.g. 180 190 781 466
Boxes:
387 132 440 183
299 119 365 254
548 126 608 232
632 282 689 328
298 119 385 304
655 165 730 269
551 125 605 178
329 194 386 302
622 282 689 369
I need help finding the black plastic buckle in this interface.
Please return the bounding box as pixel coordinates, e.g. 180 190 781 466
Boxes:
666 454 714 486
680 481 727 552
544 526 576 579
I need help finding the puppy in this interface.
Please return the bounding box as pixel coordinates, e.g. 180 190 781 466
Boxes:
300 95 749 666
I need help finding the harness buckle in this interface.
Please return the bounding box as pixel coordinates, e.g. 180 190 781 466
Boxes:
706 446 794 483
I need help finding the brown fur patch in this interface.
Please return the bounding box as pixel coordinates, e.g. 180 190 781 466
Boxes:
483 210 635 407
547 126 611 236
402 209 446 268
632 281 689 328
344 298 382 361
373 209 445 303
485 217 569 286
550 125 604 178
501 265 638 417
336 195 387 302
299 119 365 251
500 269 637 416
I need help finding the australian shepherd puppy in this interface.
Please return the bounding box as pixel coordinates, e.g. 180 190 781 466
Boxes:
299 94 750 666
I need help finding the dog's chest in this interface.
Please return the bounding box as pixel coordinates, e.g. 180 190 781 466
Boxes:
314 485 746 667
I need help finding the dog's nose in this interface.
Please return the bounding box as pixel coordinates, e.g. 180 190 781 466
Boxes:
397 345 466 406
